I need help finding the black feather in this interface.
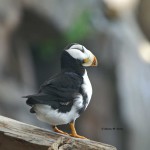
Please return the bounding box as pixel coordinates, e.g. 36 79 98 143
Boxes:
25 72 83 113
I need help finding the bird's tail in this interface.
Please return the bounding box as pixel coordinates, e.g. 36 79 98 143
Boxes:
22 94 43 113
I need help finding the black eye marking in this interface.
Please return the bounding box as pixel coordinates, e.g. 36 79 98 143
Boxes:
71 46 85 53
73 47 84 53
81 46 85 53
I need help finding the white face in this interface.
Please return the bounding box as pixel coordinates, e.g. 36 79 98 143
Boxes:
66 44 97 67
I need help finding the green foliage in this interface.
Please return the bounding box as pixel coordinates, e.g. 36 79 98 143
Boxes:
38 40 57 58
64 10 91 42
34 38 63 61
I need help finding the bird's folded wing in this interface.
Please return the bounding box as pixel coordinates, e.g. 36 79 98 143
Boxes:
25 72 83 107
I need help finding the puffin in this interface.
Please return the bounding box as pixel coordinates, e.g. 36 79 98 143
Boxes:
24 43 98 139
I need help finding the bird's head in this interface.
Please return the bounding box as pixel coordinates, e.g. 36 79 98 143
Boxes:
64 43 98 67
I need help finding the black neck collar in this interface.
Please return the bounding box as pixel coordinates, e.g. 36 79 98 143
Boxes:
61 51 85 76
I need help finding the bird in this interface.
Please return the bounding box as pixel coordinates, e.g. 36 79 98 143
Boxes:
24 43 98 139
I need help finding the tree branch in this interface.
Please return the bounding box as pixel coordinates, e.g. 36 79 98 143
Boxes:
0 115 117 150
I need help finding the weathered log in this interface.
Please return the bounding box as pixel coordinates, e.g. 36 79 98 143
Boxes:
0 115 117 150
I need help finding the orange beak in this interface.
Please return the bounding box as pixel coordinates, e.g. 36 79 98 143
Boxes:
91 56 98 66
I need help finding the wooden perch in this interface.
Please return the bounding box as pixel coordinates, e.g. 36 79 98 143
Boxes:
0 116 117 150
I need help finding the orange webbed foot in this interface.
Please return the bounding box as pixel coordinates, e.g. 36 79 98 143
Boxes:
69 122 87 139
53 126 69 135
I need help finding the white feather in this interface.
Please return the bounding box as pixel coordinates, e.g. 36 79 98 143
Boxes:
82 70 92 109
66 44 88 60
66 48 86 60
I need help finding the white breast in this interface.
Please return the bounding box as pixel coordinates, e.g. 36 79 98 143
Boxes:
82 70 92 109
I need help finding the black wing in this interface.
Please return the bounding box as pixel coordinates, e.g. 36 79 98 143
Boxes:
25 72 83 112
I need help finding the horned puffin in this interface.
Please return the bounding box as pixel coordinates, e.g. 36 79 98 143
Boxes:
24 43 98 138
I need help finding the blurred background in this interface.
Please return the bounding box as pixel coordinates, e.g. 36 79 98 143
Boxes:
0 0 150 150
